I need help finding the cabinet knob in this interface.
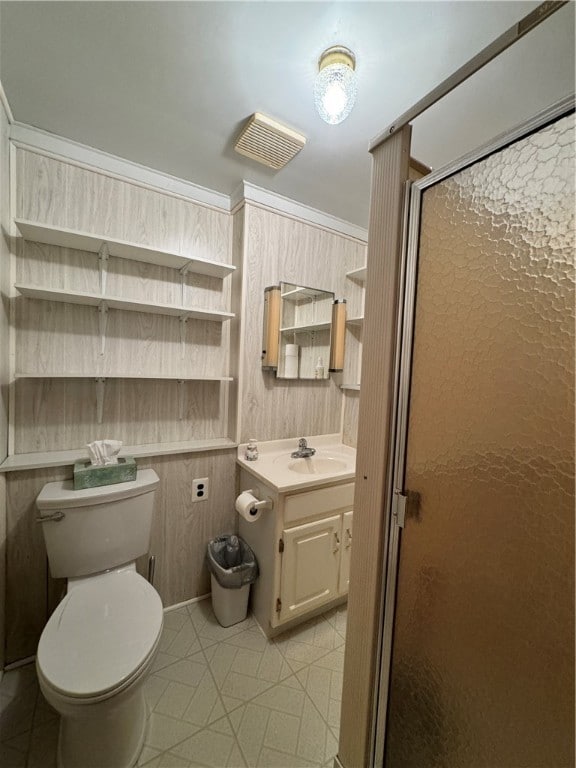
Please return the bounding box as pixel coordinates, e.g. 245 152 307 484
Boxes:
333 532 340 553
345 528 352 547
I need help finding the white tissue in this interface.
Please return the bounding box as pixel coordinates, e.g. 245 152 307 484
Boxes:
235 491 262 523
86 439 123 466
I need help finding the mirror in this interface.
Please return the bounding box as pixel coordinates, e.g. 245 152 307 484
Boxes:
277 282 334 380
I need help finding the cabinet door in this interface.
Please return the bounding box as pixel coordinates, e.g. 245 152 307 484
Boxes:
279 515 341 624
338 510 353 595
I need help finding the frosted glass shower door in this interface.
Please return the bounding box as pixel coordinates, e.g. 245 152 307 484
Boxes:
384 112 575 767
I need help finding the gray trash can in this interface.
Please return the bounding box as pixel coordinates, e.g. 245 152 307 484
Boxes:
206 535 258 627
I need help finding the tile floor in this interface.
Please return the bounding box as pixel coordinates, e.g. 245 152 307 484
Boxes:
0 598 347 768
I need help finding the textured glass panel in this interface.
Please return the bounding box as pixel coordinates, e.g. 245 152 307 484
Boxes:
385 114 575 768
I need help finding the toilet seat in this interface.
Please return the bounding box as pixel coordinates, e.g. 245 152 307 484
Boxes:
37 569 163 701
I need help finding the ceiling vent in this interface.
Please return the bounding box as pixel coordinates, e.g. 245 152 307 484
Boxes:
234 113 306 170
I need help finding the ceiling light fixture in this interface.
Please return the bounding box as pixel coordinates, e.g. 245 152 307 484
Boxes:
314 46 357 125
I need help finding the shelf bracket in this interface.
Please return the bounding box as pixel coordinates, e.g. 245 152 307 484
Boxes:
179 316 188 359
95 378 106 424
177 379 186 421
98 302 108 356
98 243 109 296
179 263 191 306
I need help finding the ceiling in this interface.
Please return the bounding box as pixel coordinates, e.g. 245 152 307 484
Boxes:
1 2 574 228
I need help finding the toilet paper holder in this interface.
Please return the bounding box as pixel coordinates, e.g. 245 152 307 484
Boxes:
244 490 273 511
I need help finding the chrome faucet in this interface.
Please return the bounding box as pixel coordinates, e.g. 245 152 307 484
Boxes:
291 437 316 459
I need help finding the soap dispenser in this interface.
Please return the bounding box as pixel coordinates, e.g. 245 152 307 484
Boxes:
245 439 259 461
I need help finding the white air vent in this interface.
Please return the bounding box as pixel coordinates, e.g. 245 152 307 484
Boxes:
234 113 306 170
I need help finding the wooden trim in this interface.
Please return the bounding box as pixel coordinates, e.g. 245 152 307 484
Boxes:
338 126 411 768
231 181 369 243
10 124 370 242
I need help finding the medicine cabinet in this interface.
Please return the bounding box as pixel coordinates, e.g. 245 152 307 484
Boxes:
263 282 341 380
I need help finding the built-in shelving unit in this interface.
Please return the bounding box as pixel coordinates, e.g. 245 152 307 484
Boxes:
12 215 238 458
15 219 236 278
0 437 237 473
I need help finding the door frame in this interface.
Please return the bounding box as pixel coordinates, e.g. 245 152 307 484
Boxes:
372 93 575 766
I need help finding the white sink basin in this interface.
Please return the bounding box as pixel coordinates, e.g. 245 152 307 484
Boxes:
239 435 356 492
287 457 348 475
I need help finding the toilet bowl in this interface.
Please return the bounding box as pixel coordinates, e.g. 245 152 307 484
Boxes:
36 469 162 768
37 567 163 768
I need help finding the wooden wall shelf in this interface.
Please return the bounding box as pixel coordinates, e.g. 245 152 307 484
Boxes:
280 321 331 333
16 284 234 323
345 266 367 282
16 219 236 278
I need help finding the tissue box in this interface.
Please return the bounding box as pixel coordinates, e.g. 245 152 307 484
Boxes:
73 457 137 490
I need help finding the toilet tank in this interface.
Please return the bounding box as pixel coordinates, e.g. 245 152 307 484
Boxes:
36 469 160 579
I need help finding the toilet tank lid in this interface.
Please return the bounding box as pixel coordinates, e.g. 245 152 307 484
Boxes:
36 468 160 510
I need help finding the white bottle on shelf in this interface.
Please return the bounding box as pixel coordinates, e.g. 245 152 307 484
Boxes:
315 357 325 379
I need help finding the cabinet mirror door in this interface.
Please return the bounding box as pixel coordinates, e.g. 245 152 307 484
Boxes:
277 282 334 380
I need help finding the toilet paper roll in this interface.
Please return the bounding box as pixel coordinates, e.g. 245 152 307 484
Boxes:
235 491 262 523
284 354 299 379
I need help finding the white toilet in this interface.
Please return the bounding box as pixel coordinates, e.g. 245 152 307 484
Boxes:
35 469 164 768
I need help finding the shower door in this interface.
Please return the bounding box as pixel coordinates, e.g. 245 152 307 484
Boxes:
382 106 575 767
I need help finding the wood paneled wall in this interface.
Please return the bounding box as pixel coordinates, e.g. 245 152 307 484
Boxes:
238 203 366 443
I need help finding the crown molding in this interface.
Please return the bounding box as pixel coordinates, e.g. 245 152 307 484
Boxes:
0 80 14 124
8 122 230 212
8 122 368 241
231 181 368 243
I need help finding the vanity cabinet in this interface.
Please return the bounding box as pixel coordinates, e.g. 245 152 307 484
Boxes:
238 466 354 636
279 509 352 624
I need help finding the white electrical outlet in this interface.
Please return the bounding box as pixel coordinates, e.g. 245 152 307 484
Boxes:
192 477 209 502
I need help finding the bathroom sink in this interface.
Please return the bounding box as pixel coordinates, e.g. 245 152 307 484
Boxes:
287 457 348 475
239 435 356 492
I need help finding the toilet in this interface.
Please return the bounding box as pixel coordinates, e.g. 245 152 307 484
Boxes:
35 469 163 768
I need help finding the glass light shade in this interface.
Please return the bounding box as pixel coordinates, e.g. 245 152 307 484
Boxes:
314 62 357 125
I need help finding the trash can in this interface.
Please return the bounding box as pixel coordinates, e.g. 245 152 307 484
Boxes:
206 535 258 627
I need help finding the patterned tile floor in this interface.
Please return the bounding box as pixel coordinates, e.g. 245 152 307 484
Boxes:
0 598 347 768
